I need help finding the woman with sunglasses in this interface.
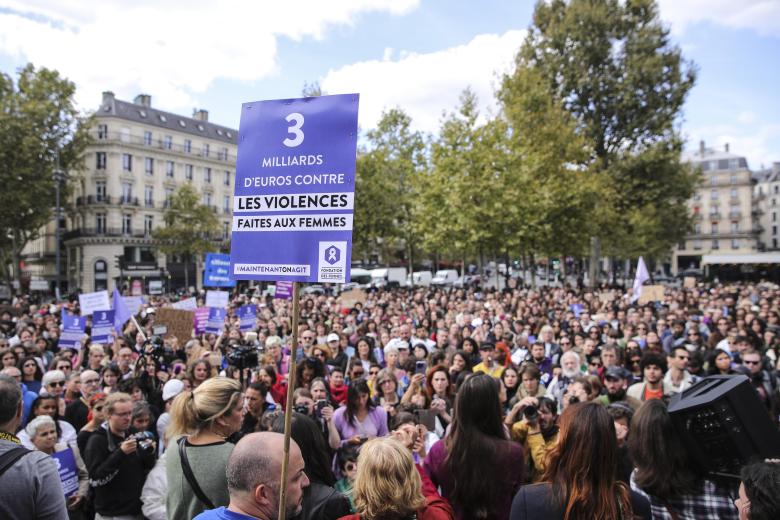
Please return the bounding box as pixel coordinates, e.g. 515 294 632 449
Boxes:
76 392 107 454
18 355 43 394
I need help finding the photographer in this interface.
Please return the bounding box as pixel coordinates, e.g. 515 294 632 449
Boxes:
508 396 559 481
84 392 156 519
292 388 340 451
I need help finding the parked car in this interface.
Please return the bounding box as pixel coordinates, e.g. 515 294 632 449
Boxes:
370 267 407 288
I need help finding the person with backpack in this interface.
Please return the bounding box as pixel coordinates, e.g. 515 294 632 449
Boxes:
0 374 68 519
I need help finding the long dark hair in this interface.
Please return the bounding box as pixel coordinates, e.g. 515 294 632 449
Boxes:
25 394 62 439
17 356 43 381
346 378 374 426
542 402 632 520
272 412 336 486
629 399 701 499
444 372 514 518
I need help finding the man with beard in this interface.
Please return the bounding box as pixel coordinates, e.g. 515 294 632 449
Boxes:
546 351 583 408
661 319 686 354
510 396 559 481
525 342 553 379
627 351 673 402
596 366 641 410
194 432 309 520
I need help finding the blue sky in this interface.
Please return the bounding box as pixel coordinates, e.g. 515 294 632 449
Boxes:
0 0 778 168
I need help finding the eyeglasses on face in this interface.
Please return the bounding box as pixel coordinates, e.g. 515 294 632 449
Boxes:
82 378 99 385
369 370 379 376
48 380 65 387
743 360 760 365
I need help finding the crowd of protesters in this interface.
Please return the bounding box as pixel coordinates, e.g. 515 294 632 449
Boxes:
1 280 780 519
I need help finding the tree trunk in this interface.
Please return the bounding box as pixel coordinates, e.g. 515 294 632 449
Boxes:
530 253 537 289
184 253 190 293
588 236 600 288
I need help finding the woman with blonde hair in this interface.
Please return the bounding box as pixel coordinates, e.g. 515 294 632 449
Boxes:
165 377 244 520
339 437 454 520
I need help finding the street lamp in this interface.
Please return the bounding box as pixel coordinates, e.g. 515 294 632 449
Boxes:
53 162 68 301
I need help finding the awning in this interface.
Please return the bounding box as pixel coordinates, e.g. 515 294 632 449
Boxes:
701 253 780 265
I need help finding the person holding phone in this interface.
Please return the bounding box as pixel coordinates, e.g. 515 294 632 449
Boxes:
333 379 388 447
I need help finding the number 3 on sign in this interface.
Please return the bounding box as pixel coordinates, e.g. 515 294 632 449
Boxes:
283 113 304 147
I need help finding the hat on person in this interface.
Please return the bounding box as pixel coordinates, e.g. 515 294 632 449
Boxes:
326 333 340 343
604 366 631 381
162 379 185 402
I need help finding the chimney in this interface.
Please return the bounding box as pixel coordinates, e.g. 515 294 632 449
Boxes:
725 143 730 153
101 91 115 105
133 94 152 107
699 140 705 155
193 109 209 122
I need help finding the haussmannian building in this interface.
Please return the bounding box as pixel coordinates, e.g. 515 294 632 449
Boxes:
22 92 238 294
673 141 759 273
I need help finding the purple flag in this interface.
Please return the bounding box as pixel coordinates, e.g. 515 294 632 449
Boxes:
113 288 132 333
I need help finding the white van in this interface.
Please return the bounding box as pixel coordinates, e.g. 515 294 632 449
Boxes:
406 271 433 287
431 269 459 286
370 267 407 288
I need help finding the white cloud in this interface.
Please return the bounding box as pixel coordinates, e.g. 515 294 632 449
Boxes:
658 0 780 37
321 30 526 134
687 123 780 170
0 0 420 112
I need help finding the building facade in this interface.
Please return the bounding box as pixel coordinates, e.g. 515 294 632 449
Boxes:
753 163 780 251
673 142 759 273
22 92 238 294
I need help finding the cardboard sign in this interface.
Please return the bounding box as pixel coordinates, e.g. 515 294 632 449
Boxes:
683 276 696 289
155 308 194 345
638 285 665 304
78 290 110 316
205 290 229 309
229 94 360 284
51 448 79 497
340 288 367 309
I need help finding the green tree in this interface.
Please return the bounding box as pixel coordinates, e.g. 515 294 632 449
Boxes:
354 109 427 269
153 183 220 290
513 0 697 282
498 67 598 271
0 63 92 292
418 89 513 266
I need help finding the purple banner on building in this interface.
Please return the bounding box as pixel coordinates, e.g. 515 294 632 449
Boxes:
229 94 359 284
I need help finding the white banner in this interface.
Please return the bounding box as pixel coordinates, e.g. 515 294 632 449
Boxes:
205 290 229 309
78 290 110 316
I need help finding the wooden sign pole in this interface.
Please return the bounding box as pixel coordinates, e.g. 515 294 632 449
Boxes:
277 281 300 519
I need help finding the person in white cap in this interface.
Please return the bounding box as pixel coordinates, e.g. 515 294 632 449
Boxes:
156 379 184 455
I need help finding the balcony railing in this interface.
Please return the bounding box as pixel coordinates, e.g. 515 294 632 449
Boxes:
63 227 154 240
93 131 235 162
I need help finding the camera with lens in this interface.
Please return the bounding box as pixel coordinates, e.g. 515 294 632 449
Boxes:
144 335 175 365
129 431 155 453
227 345 259 370
523 405 539 422
293 404 310 416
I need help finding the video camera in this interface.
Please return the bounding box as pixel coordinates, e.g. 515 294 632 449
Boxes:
227 344 259 370
143 335 176 365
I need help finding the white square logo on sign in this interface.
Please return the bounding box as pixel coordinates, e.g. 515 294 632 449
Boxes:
317 241 347 283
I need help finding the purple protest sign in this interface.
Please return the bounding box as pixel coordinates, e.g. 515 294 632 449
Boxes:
275 281 293 300
194 307 209 334
229 94 359 284
205 307 226 334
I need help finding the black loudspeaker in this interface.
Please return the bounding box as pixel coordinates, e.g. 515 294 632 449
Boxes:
668 374 780 479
